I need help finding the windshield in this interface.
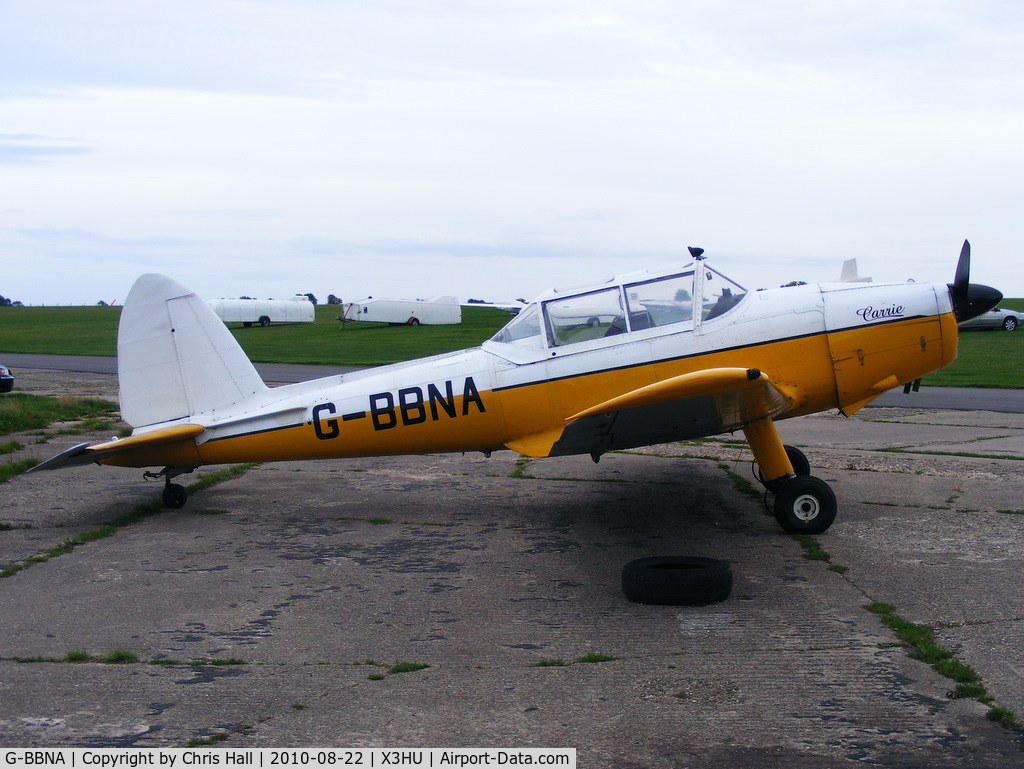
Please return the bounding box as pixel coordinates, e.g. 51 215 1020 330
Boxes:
489 304 544 348
701 269 747 321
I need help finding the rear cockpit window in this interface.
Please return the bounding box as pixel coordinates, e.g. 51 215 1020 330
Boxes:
545 287 624 346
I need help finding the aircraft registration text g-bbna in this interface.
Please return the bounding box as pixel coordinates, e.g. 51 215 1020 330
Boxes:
1 749 576 769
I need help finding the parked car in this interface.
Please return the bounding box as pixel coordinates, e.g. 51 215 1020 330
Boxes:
0 364 13 393
958 306 1024 331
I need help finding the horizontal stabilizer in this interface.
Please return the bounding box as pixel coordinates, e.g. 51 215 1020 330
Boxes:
28 424 205 472
27 442 94 472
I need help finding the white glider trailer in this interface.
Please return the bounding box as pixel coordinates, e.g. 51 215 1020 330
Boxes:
339 296 461 326
208 296 315 327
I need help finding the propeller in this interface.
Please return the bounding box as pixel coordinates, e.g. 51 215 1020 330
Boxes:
948 239 1002 323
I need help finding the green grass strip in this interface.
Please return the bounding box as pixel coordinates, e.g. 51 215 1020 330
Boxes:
793 534 831 562
511 457 535 479
0 457 40 483
718 462 762 501
0 393 119 435
877 447 1024 462
866 602 1016 727
184 463 258 494
0 464 257 579
575 653 618 664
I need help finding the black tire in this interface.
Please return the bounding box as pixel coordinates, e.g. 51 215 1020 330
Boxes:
621 556 732 606
774 476 836 534
1003 317 1017 331
759 445 810 492
162 483 188 509
259 316 271 327
409 318 420 326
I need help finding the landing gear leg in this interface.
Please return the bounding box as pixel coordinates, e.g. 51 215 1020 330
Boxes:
743 417 837 534
755 444 810 492
144 466 195 509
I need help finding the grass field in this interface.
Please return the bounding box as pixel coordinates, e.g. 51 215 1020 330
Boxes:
1 300 1021 387
0 304 512 367
0 306 121 357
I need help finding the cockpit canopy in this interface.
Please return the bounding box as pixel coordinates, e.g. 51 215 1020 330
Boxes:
490 262 747 350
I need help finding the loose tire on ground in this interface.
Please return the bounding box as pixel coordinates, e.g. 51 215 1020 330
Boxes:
621 556 733 606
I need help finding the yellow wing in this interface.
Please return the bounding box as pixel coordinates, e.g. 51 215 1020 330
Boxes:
505 367 805 458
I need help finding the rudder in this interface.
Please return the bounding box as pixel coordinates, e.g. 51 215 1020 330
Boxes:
118 274 269 428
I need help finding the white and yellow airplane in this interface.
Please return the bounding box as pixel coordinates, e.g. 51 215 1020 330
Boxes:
32 242 999 535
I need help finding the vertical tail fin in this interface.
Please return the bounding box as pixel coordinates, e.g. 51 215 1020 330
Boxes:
118 274 269 429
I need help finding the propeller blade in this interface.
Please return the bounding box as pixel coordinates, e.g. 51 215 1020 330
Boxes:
952 239 970 299
947 239 1001 323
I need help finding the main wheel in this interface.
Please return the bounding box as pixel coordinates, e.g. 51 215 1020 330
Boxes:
1003 317 1017 331
259 316 271 327
621 556 733 606
162 483 188 509
774 476 836 534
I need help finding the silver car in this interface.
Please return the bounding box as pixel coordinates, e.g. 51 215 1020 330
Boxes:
959 306 1024 331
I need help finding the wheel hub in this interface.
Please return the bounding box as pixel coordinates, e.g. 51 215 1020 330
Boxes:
792 493 821 522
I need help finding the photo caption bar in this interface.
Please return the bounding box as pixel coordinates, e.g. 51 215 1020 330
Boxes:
2 749 576 769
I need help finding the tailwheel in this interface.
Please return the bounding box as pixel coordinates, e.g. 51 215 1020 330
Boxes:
162 482 188 509
145 466 195 509
773 476 836 535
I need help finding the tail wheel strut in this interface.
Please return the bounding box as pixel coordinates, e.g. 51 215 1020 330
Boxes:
144 466 194 509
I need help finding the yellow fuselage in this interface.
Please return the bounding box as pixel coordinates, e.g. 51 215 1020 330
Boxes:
103 280 958 470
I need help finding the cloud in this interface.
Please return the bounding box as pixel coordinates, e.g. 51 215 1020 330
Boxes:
1 1 1022 306
0 134 92 165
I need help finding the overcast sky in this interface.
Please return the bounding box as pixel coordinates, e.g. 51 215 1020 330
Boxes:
2 1 1022 306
